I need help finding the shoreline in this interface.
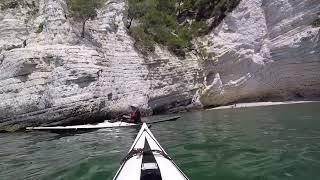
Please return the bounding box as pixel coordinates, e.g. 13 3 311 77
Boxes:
207 100 320 111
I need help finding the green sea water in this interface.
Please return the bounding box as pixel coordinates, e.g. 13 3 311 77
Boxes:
1 102 320 180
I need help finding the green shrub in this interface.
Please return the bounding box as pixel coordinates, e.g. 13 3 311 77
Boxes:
199 46 208 59
190 21 209 36
1 1 39 16
130 26 155 55
312 18 320 27
127 0 239 57
67 0 104 37
36 22 44 33
27 8 39 16
1 0 19 10
26 1 37 8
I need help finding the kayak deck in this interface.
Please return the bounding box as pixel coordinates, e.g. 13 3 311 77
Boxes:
113 123 189 180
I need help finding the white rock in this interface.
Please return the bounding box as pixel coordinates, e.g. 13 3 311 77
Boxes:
0 0 319 131
198 0 320 106
0 0 201 131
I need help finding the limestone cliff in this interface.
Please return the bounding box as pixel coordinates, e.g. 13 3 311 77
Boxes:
0 0 319 131
198 0 320 106
0 0 201 131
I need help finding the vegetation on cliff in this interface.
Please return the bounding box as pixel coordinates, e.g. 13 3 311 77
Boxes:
0 0 19 10
67 0 104 38
127 0 240 57
312 17 320 27
0 0 38 15
36 22 44 33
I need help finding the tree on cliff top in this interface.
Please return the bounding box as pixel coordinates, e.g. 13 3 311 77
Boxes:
127 0 240 57
67 0 103 38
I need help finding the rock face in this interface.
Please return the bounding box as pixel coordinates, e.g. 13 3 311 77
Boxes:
0 0 201 131
142 46 204 113
0 0 112 131
0 0 319 131
199 0 320 106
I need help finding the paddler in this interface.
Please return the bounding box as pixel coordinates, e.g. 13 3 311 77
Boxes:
129 104 142 124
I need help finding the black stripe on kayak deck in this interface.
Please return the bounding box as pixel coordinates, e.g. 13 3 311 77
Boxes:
140 137 162 180
114 126 189 180
144 130 190 180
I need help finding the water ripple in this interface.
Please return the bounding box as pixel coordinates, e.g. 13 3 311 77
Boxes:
0 102 320 180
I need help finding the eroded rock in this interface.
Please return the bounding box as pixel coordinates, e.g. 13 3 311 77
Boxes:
198 0 320 106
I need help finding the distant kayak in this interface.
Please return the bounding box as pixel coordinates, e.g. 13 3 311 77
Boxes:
26 116 181 131
113 123 189 180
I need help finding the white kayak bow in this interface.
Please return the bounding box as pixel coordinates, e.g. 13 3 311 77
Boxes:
113 123 189 180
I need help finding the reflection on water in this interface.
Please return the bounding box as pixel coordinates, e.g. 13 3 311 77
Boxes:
0 102 320 180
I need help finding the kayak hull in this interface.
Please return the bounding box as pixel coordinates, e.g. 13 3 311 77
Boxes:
113 123 189 180
26 116 181 131
26 121 137 130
